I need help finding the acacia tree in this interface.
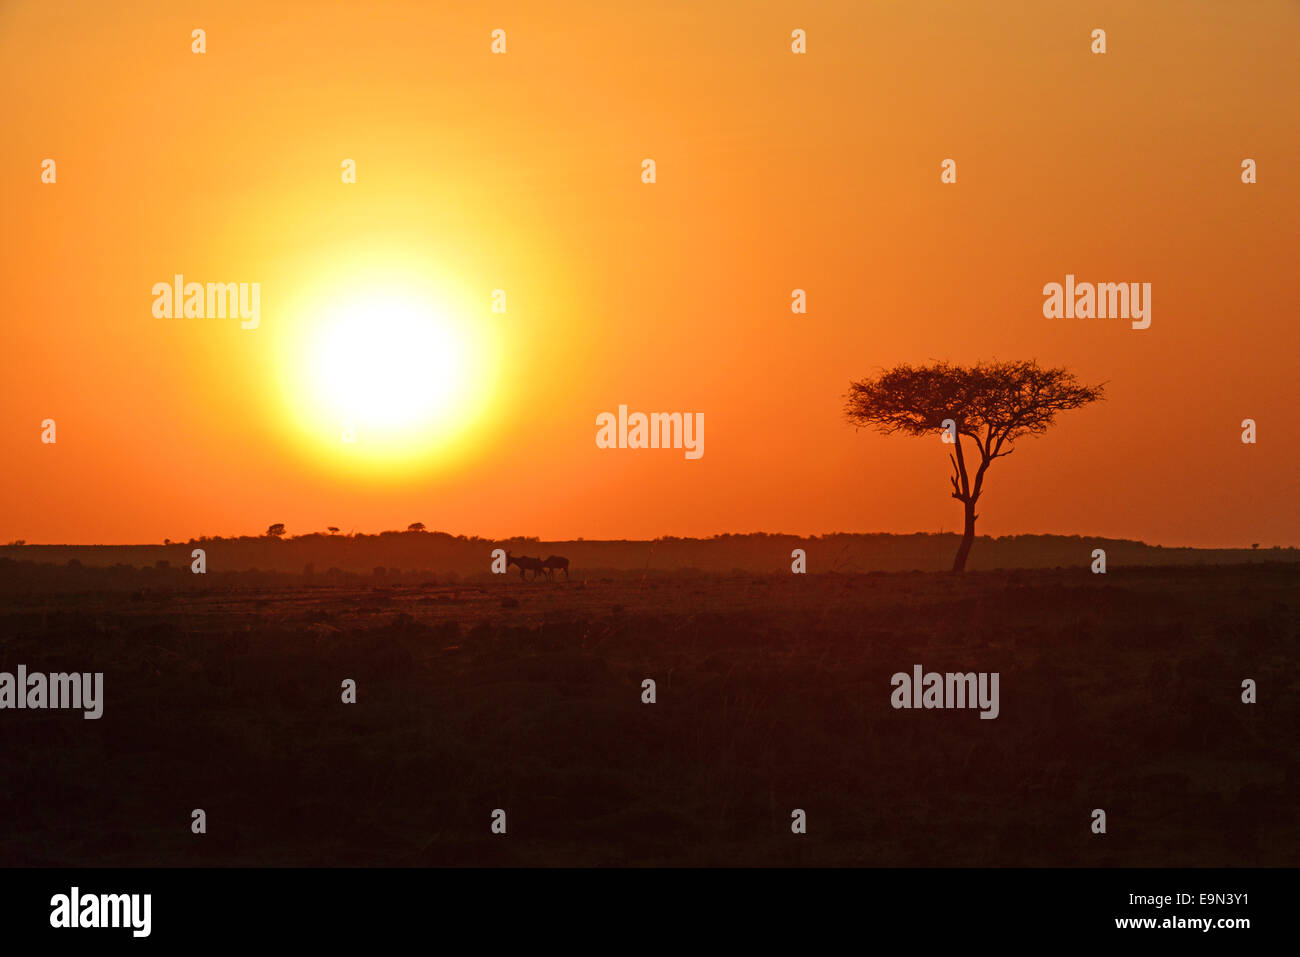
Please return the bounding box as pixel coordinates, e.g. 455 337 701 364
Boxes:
845 360 1104 572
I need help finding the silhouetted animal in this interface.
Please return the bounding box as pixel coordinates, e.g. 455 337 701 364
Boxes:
506 551 545 581
540 554 570 581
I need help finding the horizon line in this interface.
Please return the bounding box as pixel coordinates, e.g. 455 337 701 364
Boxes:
2 531 1296 552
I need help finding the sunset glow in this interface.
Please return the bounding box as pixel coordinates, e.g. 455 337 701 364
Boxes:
1 0 1296 545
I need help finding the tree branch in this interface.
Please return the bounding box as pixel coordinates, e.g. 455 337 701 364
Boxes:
952 433 971 501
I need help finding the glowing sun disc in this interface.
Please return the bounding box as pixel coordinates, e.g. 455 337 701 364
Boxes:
277 280 501 474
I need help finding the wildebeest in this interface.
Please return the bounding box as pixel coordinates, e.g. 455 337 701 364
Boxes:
540 554 570 581
505 551 545 580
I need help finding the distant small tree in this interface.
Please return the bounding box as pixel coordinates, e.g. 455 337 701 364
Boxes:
407 522 426 532
845 360 1104 572
266 523 286 538
327 526 340 535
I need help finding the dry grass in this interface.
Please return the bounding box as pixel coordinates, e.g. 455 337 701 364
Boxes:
0 564 1294 866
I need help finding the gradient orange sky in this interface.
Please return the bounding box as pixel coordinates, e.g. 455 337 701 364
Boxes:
3 0 1297 547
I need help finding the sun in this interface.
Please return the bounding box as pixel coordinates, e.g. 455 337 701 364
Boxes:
275 271 502 477
309 294 470 434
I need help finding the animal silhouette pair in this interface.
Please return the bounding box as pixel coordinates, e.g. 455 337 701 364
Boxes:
506 551 570 581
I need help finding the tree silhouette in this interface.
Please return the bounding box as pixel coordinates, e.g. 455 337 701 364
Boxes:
407 522 426 532
845 360 1104 572
327 526 339 535
266 523 286 538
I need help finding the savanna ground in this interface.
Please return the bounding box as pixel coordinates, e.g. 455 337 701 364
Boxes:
0 564 1294 866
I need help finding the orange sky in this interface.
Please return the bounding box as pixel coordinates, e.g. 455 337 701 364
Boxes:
2 0 1297 547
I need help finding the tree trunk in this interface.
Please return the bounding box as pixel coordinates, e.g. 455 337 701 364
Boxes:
952 499 977 572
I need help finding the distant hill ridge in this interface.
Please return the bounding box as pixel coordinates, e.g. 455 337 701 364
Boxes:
1 532 1293 576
